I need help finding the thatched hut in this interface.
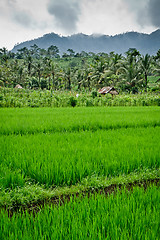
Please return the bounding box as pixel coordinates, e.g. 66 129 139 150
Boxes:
98 87 118 98
15 84 23 89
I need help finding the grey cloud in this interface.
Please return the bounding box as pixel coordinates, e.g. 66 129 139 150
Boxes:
47 0 80 32
148 0 160 27
13 10 36 28
5 0 16 4
123 0 149 26
124 0 160 28
5 0 37 28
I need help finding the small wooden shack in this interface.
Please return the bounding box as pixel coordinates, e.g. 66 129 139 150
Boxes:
98 87 118 98
15 84 23 89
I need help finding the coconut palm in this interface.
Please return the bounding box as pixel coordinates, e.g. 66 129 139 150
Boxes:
31 61 44 88
140 54 152 91
116 51 142 92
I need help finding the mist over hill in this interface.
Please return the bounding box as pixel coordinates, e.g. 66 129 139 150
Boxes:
12 29 160 55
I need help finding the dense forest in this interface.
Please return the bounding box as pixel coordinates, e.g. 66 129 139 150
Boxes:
0 45 160 94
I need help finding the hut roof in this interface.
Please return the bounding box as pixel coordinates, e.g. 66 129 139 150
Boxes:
98 86 118 95
15 84 23 89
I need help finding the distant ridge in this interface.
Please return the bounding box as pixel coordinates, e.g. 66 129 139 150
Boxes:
12 29 160 55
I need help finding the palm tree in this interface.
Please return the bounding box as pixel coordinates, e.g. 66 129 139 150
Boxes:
65 67 72 90
140 54 152 91
99 53 123 87
32 61 44 88
74 69 85 90
88 57 106 88
47 45 59 58
154 49 160 61
30 44 40 59
25 55 33 76
116 51 142 92
0 47 8 55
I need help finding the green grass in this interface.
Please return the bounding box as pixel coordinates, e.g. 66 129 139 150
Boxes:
0 185 159 240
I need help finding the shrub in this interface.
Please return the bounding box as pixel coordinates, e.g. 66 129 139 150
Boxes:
91 90 97 98
68 96 77 107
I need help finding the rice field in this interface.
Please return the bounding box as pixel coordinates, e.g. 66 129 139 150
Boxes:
1 186 160 240
0 126 160 189
0 106 160 135
0 106 160 239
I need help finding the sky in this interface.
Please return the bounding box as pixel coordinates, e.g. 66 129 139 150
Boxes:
0 0 160 50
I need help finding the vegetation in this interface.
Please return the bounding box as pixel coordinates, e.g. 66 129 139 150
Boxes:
0 107 159 206
0 107 160 238
0 88 160 108
0 107 160 135
0 46 160 94
0 43 160 239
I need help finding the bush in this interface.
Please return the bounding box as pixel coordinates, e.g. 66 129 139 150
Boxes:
0 94 3 101
68 96 77 107
91 90 97 98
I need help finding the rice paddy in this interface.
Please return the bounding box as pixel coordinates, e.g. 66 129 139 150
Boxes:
0 106 160 239
1 186 160 239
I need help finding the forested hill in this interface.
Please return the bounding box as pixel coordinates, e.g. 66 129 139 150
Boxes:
12 29 160 55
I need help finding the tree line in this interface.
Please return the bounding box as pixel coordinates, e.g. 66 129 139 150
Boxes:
0 45 160 93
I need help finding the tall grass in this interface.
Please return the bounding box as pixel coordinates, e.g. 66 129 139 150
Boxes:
0 185 159 240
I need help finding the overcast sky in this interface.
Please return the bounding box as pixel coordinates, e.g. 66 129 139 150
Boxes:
0 0 160 50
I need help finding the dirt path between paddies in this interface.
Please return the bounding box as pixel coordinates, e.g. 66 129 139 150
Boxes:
5 178 160 218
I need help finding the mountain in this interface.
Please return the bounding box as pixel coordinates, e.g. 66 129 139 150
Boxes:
12 29 160 55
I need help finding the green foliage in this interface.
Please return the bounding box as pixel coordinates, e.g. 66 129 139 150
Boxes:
91 90 98 98
0 46 160 92
68 96 77 107
40 78 48 90
0 94 3 101
0 88 160 108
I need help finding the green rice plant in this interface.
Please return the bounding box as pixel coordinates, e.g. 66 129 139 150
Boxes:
0 106 159 211
0 127 160 188
0 168 159 209
0 185 159 239
0 107 160 135
0 165 26 190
